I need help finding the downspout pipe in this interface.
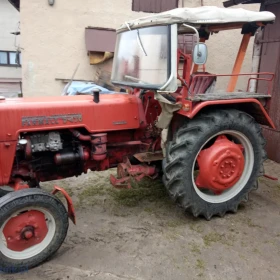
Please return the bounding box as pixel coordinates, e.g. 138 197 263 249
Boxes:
249 28 263 93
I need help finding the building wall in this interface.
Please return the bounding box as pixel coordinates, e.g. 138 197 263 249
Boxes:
0 0 21 80
20 0 260 97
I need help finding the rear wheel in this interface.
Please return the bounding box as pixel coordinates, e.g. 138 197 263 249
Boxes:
0 189 68 272
163 109 266 220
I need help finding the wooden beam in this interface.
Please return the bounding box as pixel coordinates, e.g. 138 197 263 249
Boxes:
208 23 244 32
227 33 251 92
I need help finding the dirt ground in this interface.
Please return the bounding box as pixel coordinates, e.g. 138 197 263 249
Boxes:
3 160 280 280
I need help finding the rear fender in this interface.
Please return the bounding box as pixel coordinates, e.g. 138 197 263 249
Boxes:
177 99 275 129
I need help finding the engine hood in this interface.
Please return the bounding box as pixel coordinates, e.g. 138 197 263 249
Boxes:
0 94 142 141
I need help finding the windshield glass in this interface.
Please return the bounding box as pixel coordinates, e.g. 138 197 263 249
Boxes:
111 26 170 89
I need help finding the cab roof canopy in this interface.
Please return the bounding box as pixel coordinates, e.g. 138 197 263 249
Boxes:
117 6 275 33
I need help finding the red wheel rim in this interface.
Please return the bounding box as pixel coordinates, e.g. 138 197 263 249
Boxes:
192 130 254 203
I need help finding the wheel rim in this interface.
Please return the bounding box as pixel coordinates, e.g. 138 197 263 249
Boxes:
192 130 254 204
0 207 56 260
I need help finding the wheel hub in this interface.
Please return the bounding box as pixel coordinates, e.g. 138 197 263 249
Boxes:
21 226 35 240
195 135 245 193
3 210 48 252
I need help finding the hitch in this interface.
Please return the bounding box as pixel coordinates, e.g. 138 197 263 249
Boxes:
110 157 158 189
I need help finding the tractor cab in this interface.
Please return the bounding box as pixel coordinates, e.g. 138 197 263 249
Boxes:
111 7 275 105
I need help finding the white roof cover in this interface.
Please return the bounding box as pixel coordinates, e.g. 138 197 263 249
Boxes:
118 6 275 32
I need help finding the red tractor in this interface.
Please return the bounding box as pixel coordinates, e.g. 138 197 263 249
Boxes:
0 6 276 272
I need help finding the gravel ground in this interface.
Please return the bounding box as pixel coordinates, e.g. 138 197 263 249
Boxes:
3 160 280 280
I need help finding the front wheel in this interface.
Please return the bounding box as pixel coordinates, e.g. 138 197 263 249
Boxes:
0 189 69 272
163 109 266 220
0 180 40 198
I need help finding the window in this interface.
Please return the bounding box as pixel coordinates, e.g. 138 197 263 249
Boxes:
132 0 178 13
112 25 171 89
0 52 8 64
0 51 21 66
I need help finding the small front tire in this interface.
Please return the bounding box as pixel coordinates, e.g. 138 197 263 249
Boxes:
0 189 69 272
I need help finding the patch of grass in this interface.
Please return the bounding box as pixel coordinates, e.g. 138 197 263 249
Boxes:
144 207 155 214
264 240 276 246
109 179 167 207
229 228 240 234
190 242 201 254
79 185 107 200
252 248 260 254
203 232 223 247
245 218 262 229
164 232 181 241
196 259 205 270
166 220 184 228
240 241 248 248
189 224 204 234
202 232 235 247
239 254 248 262
77 177 168 207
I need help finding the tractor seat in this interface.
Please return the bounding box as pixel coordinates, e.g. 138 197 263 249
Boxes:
190 73 217 95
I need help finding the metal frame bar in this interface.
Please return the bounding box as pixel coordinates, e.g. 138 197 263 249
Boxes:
227 33 252 92
189 72 275 98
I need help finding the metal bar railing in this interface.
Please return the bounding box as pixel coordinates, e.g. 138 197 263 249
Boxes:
188 72 275 99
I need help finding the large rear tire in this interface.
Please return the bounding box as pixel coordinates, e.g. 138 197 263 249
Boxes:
163 109 266 220
0 189 69 273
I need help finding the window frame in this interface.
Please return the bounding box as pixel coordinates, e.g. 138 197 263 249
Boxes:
112 24 178 93
0 50 21 67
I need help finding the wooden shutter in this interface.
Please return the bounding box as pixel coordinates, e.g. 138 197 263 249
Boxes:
132 0 178 13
